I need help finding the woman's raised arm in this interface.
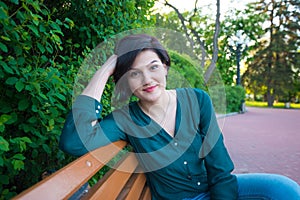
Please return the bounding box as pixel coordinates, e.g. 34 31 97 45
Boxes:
59 55 126 156
81 54 117 101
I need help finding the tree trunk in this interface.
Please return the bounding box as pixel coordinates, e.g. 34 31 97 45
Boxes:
204 0 220 82
267 88 274 107
164 0 221 83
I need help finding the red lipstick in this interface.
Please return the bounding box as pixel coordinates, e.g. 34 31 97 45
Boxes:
143 85 157 92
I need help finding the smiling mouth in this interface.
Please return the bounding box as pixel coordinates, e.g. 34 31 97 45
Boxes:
143 85 157 92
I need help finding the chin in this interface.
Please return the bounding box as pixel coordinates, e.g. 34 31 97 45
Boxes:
136 90 162 103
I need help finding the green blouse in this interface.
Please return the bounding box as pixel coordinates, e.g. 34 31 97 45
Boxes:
59 88 238 199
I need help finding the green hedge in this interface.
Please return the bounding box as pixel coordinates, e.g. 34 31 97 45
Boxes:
168 50 206 90
0 0 155 198
225 85 246 113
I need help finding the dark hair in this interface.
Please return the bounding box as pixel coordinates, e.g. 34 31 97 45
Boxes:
113 34 171 102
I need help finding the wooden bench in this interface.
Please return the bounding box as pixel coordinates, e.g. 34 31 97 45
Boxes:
13 141 151 200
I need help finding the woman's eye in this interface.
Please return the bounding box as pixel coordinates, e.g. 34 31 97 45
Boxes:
150 65 159 70
129 71 140 78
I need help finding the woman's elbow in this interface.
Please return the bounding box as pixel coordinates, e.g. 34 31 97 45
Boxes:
59 125 88 157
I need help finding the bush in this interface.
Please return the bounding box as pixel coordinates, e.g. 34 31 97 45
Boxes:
168 50 206 90
0 0 155 198
225 85 246 113
0 1 77 198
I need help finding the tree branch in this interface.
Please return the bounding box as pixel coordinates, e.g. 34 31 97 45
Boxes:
204 0 220 82
164 0 194 49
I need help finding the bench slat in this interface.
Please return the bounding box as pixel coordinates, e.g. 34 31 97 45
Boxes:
139 186 151 200
124 173 147 200
85 153 139 200
13 141 127 200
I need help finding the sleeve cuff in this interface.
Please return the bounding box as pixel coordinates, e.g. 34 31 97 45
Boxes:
73 95 102 119
95 99 102 119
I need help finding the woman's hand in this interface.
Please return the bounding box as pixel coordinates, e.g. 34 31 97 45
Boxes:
101 54 118 76
81 54 118 101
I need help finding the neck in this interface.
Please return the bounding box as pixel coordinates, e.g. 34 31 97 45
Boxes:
138 90 171 117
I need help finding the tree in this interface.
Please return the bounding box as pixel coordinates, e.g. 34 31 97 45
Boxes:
160 0 221 83
243 0 300 106
219 3 267 85
155 1 266 86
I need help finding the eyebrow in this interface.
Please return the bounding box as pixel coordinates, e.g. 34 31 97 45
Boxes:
130 60 160 70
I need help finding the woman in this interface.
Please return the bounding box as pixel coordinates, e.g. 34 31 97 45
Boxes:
60 34 300 199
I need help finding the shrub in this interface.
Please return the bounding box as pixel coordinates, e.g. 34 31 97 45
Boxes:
225 85 246 113
0 0 155 198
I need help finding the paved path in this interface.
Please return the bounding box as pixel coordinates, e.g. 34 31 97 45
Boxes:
219 107 300 184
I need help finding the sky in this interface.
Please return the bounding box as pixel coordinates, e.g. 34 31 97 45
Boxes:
154 0 255 19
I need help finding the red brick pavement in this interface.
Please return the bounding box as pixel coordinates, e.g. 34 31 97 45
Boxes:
218 107 300 184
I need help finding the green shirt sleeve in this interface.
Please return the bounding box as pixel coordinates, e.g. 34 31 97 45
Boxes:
59 95 127 156
196 89 238 199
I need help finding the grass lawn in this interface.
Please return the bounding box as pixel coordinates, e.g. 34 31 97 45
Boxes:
246 101 300 109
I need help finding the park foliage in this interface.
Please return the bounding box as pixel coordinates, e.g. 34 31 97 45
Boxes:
0 0 156 198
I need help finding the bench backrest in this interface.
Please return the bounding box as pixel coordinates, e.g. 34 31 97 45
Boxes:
13 141 151 200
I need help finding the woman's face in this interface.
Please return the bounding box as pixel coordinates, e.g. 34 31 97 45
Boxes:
127 50 168 103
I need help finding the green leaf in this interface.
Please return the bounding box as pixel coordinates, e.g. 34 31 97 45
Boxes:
56 103 66 111
0 42 8 52
42 144 51 154
12 153 25 160
31 82 41 92
21 137 32 143
0 114 11 125
39 24 46 32
12 159 24 170
32 2 41 12
0 7 8 20
41 55 48 63
46 42 53 53
32 104 38 112
40 8 49 16
1 36 11 41
17 57 25 65
18 99 29 110
5 77 18 85
37 43 45 53
6 112 17 124
55 93 66 101
0 125 4 132
39 93 48 100
16 10 25 21
10 0 19 4
0 136 9 151
49 118 54 126
28 25 39 36
55 19 63 25
50 22 61 31
1 61 13 74
15 80 24 92
28 116 37 123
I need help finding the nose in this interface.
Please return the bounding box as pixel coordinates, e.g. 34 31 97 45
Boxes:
142 71 152 85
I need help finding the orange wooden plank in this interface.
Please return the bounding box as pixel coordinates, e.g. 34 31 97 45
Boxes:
139 186 151 200
88 153 139 200
13 141 127 200
124 173 147 200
